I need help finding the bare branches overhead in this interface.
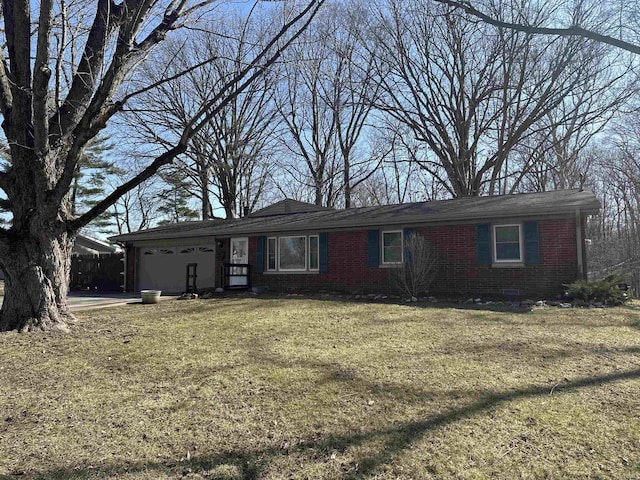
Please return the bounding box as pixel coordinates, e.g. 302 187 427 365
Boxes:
434 0 640 54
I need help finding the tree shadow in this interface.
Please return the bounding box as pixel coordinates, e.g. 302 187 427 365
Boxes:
9 366 640 480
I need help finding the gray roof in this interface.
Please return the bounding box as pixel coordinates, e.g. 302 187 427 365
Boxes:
251 199 333 216
111 189 600 243
74 234 122 254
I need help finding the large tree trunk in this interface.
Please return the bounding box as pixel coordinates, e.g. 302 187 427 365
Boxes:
0 232 74 332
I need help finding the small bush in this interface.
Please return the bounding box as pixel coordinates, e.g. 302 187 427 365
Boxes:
565 272 630 306
389 233 438 298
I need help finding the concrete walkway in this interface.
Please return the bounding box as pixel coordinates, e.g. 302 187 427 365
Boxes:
0 291 177 311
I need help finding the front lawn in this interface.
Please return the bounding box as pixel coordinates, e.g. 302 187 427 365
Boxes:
1 298 639 479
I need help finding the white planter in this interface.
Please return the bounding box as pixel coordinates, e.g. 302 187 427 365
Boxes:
141 290 161 304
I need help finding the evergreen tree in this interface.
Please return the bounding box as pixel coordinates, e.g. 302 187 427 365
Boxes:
70 136 123 235
156 170 200 224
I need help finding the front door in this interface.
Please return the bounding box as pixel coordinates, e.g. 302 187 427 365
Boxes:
229 237 249 287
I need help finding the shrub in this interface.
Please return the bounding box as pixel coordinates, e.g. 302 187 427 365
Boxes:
389 233 438 299
565 272 630 306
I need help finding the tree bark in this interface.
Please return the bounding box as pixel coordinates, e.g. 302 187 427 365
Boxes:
0 0 324 332
0 231 74 333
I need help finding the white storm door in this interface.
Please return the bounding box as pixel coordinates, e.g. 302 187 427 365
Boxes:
229 237 249 286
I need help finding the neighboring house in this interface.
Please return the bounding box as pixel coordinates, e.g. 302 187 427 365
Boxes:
110 189 600 298
0 234 121 281
73 234 122 256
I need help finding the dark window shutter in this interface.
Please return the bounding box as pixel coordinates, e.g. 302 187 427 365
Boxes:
403 228 414 264
319 233 328 273
476 224 491 265
524 221 540 265
255 236 265 274
366 229 380 267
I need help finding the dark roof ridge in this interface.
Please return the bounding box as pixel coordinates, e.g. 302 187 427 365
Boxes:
111 189 600 243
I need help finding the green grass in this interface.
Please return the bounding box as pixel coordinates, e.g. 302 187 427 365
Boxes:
1 298 640 479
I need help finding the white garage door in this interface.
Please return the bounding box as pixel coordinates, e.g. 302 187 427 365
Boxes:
137 246 215 293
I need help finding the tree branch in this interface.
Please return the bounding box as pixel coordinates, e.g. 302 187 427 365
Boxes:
185 0 325 143
51 0 206 207
68 0 325 229
434 0 640 55
68 144 186 231
2 0 33 148
48 0 121 143
33 0 54 155
0 50 13 122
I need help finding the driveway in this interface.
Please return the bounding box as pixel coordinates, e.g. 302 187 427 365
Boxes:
0 291 176 311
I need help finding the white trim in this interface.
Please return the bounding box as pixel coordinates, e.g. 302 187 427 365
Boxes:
492 224 523 263
230 237 249 287
263 271 320 275
381 230 403 264
263 235 321 273
491 262 525 268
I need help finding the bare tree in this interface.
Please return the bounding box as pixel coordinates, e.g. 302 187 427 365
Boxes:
370 0 627 197
275 13 340 206
389 233 438 299
329 1 384 208
434 0 640 54
0 0 324 332
585 121 640 295
128 14 280 219
352 121 446 205
275 0 383 208
106 178 162 235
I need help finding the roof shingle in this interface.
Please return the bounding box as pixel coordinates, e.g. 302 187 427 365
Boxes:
110 189 600 243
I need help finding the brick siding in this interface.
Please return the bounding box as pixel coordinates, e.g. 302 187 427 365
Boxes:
246 217 581 299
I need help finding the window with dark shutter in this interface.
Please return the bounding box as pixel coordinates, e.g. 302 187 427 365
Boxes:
523 221 540 264
476 224 491 265
319 233 328 273
255 236 265 274
366 230 380 267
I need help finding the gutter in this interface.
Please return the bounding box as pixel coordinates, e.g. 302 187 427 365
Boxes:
110 205 601 243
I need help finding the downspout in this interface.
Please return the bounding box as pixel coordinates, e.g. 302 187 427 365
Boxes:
575 209 585 279
122 244 127 292
212 237 217 289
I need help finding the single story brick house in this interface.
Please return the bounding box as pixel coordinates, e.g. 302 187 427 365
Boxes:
110 189 600 298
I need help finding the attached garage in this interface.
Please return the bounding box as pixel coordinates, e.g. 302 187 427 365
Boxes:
113 192 600 298
136 245 216 293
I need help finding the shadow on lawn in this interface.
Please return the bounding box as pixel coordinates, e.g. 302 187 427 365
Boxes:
8 367 640 480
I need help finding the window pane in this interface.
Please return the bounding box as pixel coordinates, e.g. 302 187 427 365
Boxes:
383 232 402 248
309 236 319 270
495 225 520 261
383 232 402 263
267 238 276 270
496 243 520 260
496 226 519 242
279 237 306 270
384 247 402 263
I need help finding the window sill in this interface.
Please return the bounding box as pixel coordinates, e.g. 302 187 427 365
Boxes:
379 263 403 269
492 262 525 268
263 271 320 275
